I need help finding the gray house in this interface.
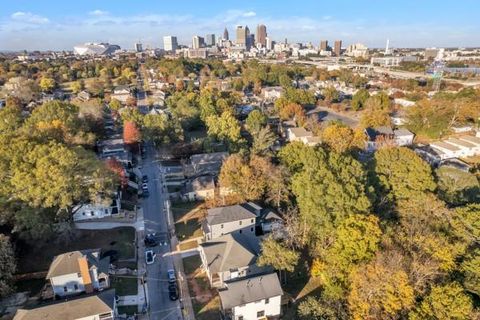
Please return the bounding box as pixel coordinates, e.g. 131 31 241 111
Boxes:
203 203 259 240
189 152 229 176
199 233 271 288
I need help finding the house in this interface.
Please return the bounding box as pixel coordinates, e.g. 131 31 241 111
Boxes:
287 127 321 146
46 249 110 297
203 203 258 240
99 137 125 157
394 128 415 146
72 192 121 222
260 210 284 235
416 135 480 163
110 85 132 103
77 90 91 102
189 152 229 177
14 289 116 320
262 86 284 101
182 176 216 201
219 273 283 320
365 126 395 152
199 233 271 288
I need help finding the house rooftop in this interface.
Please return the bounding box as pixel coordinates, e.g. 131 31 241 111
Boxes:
206 203 258 226
190 152 229 166
288 127 312 138
446 138 476 148
200 233 262 274
394 128 414 137
430 141 461 152
219 273 283 309
458 135 480 146
14 289 115 320
46 249 109 279
365 126 394 140
186 176 215 193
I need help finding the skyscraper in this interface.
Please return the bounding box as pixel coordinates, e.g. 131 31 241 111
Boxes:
256 24 267 47
265 37 273 50
223 27 229 40
334 40 342 56
163 36 178 51
205 34 216 47
320 40 328 51
134 42 143 52
236 26 247 46
192 36 205 49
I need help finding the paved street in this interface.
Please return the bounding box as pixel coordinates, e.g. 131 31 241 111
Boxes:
307 106 359 128
140 145 183 320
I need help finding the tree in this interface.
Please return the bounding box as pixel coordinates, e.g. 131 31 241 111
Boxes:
245 110 268 135
123 121 141 146
348 254 414 320
106 158 127 187
206 111 243 149
0 235 16 298
251 126 276 156
298 296 347 320
461 249 480 296
322 86 340 104
321 122 365 153
409 282 473 320
70 81 83 94
39 76 56 92
0 103 23 134
126 96 137 108
365 91 391 110
109 98 122 112
373 147 436 201
265 165 290 208
351 89 370 111
257 237 299 274
360 108 391 128
436 167 480 206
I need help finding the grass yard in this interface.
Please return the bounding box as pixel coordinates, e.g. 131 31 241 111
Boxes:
17 227 136 274
183 255 202 275
193 296 221 320
117 305 139 316
171 201 203 222
179 240 199 251
175 219 202 241
110 275 138 296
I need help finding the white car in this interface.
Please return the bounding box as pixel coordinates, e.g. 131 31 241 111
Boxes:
145 250 156 265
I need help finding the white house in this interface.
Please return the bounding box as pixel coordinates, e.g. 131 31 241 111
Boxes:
417 135 480 163
46 249 110 297
110 85 132 103
262 86 284 100
287 127 321 146
365 127 415 151
14 289 116 320
394 128 415 146
182 176 215 201
218 273 283 320
72 192 121 222
203 203 258 240
199 233 270 288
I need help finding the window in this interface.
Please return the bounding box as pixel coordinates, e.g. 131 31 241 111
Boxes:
239 221 242 225
265 298 270 304
251 219 254 223
74 284 78 290
238 316 244 320
251 227 254 232
63 286 67 292
257 311 265 318
239 230 242 234
221 224 224 229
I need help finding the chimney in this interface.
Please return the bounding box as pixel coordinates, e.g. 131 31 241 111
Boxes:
78 256 94 293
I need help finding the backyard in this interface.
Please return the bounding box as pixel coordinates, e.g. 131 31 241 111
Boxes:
16 227 136 274
172 201 204 242
110 275 138 296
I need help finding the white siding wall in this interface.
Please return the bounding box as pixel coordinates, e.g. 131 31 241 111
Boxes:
50 273 85 297
232 295 282 320
208 218 255 239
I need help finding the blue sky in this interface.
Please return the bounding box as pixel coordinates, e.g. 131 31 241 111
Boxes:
1 0 479 50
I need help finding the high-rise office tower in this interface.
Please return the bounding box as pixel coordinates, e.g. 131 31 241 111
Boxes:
134 42 143 52
223 27 229 40
265 37 273 50
334 40 342 56
320 40 328 51
236 26 247 46
205 34 216 47
256 24 267 47
163 36 178 51
192 36 205 49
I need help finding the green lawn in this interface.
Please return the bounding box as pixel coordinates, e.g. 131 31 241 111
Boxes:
171 201 203 222
17 227 136 274
117 305 138 316
110 276 138 296
183 255 202 275
175 219 202 241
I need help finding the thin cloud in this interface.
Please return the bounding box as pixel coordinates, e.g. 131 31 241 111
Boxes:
11 12 49 24
89 10 109 16
243 11 256 17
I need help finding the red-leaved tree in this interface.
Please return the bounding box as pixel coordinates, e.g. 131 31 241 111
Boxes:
105 158 127 187
123 121 141 152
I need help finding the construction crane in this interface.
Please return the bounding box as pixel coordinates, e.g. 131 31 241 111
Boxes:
427 48 445 92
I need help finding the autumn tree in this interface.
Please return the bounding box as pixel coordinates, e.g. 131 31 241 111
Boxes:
206 110 243 150
351 88 370 111
251 126 276 156
123 121 141 148
322 86 340 104
0 235 16 298
109 98 122 112
39 76 56 92
321 122 365 153
245 109 268 135
106 158 127 187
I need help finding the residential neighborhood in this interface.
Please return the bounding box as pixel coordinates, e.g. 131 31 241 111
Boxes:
0 1 479 320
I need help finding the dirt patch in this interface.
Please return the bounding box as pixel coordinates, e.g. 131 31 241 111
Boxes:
187 270 214 303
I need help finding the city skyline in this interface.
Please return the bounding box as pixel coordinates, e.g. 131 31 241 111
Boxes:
1 0 479 51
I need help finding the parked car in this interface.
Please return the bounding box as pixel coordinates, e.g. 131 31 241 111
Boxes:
145 250 156 265
167 269 176 283
142 175 148 183
142 190 150 198
168 283 179 301
144 233 159 247
142 183 148 190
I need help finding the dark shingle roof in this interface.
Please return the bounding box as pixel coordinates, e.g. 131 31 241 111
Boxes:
206 203 257 226
219 273 283 309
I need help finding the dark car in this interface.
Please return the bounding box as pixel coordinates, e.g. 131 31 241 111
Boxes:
144 234 159 247
142 190 150 198
142 175 148 183
168 283 179 301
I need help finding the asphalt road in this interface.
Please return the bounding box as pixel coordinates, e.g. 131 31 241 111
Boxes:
141 144 183 320
307 106 359 128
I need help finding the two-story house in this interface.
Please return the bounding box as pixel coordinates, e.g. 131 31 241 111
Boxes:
203 203 258 240
14 289 116 320
219 273 283 320
46 249 110 298
110 85 132 103
199 233 271 288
